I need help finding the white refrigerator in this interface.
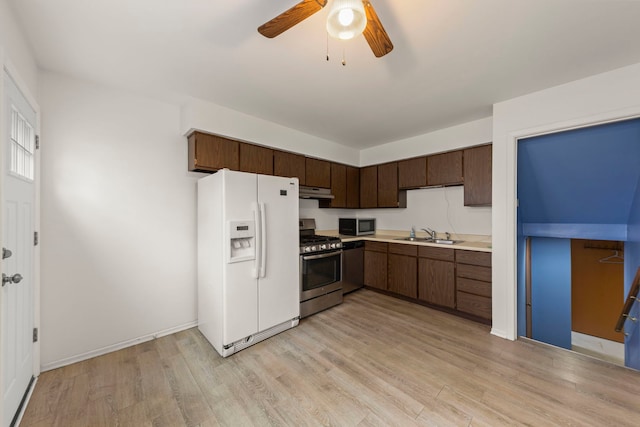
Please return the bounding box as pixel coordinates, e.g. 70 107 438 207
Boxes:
197 169 300 357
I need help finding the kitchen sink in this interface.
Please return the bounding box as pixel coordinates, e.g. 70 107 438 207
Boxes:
394 237 434 242
393 237 462 245
433 239 461 245
393 237 432 242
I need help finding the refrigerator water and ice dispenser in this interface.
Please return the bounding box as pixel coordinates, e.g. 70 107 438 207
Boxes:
228 220 255 263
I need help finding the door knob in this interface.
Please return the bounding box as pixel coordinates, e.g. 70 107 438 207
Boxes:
2 247 12 259
2 273 23 287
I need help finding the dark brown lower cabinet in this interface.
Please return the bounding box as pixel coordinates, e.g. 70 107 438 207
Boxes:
364 242 387 290
455 250 492 320
388 244 417 298
418 256 455 308
361 241 492 324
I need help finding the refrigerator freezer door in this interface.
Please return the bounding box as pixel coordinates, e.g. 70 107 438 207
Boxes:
221 170 260 345
257 174 300 331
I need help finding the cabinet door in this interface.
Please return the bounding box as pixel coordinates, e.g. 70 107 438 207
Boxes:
364 250 387 290
464 144 492 206
427 151 463 186
398 157 427 189
305 158 331 188
418 258 455 308
377 162 399 208
360 166 378 208
330 163 347 208
188 132 239 172
274 150 306 185
388 254 417 298
346 166 360 208
239 143 273 175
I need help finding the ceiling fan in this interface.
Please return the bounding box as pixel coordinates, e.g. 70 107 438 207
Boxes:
257 0 393 58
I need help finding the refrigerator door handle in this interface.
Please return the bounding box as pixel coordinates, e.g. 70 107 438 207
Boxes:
259 202 267 278
252 202 261 279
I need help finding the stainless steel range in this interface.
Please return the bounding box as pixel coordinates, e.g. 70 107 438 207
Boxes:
299 219 343 318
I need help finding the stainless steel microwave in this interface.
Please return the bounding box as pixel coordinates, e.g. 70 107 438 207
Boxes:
339 218 376 236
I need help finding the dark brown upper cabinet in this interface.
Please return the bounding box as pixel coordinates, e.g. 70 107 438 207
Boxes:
398 157 427 189
330 163 347 208
320 163 360 209
427 150 463 186
274 150 306 185
239 143 273 175
359 166 378 209
188 131 239 172
463 144 492 206
346 165 360 208
305 158 331 188
377 162 400 208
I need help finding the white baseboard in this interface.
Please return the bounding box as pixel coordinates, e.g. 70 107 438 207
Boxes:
40 321 197 372
571 331 624 365
490 327 511 340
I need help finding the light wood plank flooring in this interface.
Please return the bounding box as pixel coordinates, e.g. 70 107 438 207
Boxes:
21 289 640 426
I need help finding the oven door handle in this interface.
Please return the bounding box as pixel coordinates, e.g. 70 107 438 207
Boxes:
302 250 343 261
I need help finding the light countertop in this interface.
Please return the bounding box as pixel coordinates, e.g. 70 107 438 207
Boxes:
318 230 492 252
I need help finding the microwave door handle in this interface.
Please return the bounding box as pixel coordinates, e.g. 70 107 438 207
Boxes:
302 250 343 261
259 202 267 278
252 202 261 279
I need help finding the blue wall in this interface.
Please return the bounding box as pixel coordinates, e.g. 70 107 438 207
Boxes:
518 118 640 240
530 237 572 349
624 173 640 369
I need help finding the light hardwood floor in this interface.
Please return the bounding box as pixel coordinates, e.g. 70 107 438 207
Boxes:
21 289 640 426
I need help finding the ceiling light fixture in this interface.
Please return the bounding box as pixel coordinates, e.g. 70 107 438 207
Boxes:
326 0 367 40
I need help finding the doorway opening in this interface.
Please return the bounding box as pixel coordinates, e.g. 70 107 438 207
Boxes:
516 117 640 368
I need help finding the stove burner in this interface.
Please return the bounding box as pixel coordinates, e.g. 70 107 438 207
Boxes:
300 235 338 244
299 218 342 254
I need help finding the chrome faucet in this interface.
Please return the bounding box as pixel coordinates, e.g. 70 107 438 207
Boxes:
421 228 437 240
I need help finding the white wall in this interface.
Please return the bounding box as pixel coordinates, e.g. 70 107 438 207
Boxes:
0 0 39 98
303 186 491 237
360 117 492 165
302 118 493 237
492 62 640 340
39 72 199 369
182 97 360 165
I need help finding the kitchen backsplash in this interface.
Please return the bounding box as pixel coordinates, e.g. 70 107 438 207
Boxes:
299 185 491 236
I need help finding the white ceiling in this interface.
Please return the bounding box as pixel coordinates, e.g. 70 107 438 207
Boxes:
9 0 640 149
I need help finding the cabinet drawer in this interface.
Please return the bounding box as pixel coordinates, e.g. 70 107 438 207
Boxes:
389 243 417 256
457 291 492 319
457 277 491 298
457 264 491 282
456 250 491 267
364 241 387 253
418 246 454 262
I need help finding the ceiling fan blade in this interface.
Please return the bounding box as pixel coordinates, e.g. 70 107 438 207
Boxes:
258 0 328 38
361 1 393 57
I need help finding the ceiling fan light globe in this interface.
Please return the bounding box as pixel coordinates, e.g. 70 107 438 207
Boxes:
326 0 367 40
338 8 354 26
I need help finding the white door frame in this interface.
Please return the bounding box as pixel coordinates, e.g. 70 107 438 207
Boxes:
0 52 41 425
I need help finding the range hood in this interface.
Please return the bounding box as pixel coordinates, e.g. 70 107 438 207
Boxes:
299 186 335 200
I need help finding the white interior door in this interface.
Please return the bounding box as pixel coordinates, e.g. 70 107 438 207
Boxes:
2 71 36 426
